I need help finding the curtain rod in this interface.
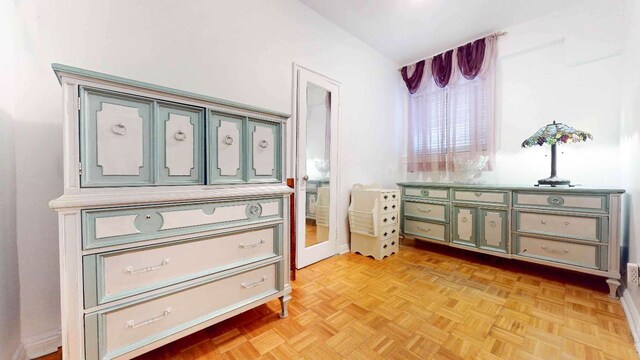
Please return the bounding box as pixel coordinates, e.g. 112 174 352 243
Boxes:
397 31 508 71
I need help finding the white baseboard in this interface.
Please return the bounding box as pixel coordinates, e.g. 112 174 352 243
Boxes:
12 342 27 360
21 329 61 359
621 288 640 355
338 243 350 254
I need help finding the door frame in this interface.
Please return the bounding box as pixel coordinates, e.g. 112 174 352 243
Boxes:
291 63 341 269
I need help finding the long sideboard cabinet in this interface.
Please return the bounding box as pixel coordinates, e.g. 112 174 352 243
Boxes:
50 64 292 360
397 182 626 298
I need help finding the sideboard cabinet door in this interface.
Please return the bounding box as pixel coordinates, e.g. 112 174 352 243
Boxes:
157 103 205 185
209 112 245 184
478 209 508 253
452 206 476 248
80 87 153 187
247 119 281 182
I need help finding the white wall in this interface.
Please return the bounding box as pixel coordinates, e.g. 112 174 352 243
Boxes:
620 0 640 333
11 0 402 347
402 0 626 188
0 0 22 358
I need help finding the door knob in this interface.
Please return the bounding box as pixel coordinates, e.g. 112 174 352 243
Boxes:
302 175 309 181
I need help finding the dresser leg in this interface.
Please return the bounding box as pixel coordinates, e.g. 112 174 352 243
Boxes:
606 278 621 299
279 294 291 318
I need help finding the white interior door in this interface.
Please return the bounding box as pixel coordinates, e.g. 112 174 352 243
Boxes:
295 67 339 269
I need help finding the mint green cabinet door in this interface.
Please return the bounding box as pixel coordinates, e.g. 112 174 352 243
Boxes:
80 87 153 187
478 209 508 253
247 119 281 182
208 112 245 183
452 206 477 248
157 103 205 185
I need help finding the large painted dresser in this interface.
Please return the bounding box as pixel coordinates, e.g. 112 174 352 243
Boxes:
397 182 626 298
49 64 292 360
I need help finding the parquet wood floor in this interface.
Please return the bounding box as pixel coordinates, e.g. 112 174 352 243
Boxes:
37 241 638 359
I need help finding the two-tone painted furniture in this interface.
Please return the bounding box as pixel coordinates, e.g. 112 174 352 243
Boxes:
49 64 292 360
348 187 400 260
397 182 626 298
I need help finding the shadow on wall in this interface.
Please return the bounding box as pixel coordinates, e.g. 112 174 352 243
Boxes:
0 109 22 359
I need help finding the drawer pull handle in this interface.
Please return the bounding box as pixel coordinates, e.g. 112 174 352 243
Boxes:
474 192 482 197
125 258 170 275
383 218 388 223
541 245 568 254
239 239 266 249
462 217 468 223
126 307 172 329
391 241 396 245
392 229 396 234
564 222 570 226
174 130 187 141
540 220 547 225
392 216 396 221
418 226 432 232
384 195 389 199
384 206 388 210
111 123 127 135
383 232 388 237
392 204 396 209
259 139 269 149
421 189 430 196
490 220 497 227
383 244 388 249
392 194 397 199
417 207 432 213
242 276 268 289
250 205 261 214
224 135 234 145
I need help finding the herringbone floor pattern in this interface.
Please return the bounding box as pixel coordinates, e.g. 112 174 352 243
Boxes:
39 241 639 359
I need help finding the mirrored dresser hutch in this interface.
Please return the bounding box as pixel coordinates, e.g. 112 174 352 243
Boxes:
49 64 292 360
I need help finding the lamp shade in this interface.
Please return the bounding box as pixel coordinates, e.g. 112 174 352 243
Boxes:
521 121 592 148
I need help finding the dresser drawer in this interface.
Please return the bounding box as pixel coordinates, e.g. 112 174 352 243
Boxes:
513 192 608 213
515 235 600 269
83 225 280 307
403 201 448 222
380 191 400 201
380 212 398 227
82 198 282 249
403 187 449 201
404 219 448 242
85 263 278 360
380 199 399 214
453 189 508 205
379 225 399 241
514 211 605 242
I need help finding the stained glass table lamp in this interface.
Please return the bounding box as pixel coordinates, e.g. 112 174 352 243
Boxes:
521 121 592 187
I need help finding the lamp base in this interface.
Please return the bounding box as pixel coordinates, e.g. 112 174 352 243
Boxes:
535 176 571 187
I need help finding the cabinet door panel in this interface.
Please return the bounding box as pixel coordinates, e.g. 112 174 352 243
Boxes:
81 87 153 187
158 103 204 185
209 113 244 183
478 209 508 253
247 119 281 182
452 206 476 247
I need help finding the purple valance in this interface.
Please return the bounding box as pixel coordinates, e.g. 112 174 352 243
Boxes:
400 60 425 94
431 50 454 88
457 38 486 80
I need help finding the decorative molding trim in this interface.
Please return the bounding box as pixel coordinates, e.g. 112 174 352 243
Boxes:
621 288 640 356
22 329 61 359
11 342 27 360
338 243 350 254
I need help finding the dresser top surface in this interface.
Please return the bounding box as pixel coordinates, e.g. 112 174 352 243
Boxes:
396 182 625 194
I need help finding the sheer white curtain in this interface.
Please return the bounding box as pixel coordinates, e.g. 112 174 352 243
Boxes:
407 35 497 172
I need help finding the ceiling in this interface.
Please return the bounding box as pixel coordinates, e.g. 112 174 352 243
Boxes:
300 0 581 65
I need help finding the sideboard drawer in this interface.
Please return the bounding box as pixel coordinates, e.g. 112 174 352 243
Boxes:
514 211 605 242
83 225 280 307
515 235 600 269
453 190 508 205
403 187 449 201
82 198 282 249
404 201 448 222
513 192 608 213
404 219 448 242
85 263 278 360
